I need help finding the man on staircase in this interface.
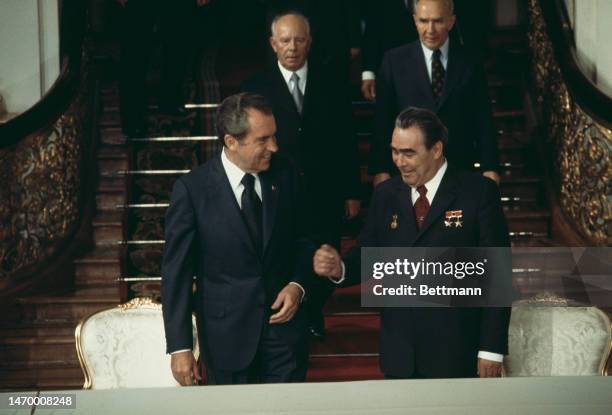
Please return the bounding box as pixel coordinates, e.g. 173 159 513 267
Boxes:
370 0 500 188
314 107 511 379
242 12 362 339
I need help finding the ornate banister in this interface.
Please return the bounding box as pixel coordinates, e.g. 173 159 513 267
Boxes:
527 0 611 245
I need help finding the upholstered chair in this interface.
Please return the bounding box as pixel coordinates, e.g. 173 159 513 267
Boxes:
504 293 611 376
76 297 199 389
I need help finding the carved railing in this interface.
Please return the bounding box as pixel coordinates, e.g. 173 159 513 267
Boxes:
527 0 612 245
0 2 95 295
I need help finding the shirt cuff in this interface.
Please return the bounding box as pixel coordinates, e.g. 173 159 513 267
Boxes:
329 262 346 285
478 351 504 362
289 281 306 302
362 71 376 81
170 349 191 355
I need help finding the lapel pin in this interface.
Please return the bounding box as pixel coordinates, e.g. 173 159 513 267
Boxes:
271 185 277 192
390 214 399 230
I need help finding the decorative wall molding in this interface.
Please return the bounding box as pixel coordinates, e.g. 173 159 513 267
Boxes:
528 0 612 245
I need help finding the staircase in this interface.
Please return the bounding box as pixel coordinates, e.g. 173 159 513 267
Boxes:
0 68 126 390
1 24 610 391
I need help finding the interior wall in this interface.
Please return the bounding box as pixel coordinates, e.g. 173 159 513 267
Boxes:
0 0 59 115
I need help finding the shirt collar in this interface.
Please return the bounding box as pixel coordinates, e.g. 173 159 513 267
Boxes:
277 60 308 86
412 160 448 203
221 148 259 192
420 38 450 63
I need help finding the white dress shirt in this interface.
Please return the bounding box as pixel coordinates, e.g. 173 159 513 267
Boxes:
221 148 262 206
362 39 450 82
331 160 504 363
277 61 308 96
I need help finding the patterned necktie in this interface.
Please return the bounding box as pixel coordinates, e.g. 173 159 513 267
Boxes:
431 49 445 103
414 185 430 230
290 72 303 114
241 173 263 254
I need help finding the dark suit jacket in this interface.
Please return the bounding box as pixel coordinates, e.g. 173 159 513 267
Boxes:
161 154 314 372
361 0 418 74
343 166 511 378
370 40 498 175
242 62 361 243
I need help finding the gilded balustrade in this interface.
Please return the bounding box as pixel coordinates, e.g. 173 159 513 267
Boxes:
0 62 91 280
528 0 612 245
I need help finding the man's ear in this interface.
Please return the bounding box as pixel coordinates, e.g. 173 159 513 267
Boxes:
433 140 444 159
224 134 237 150
269 36 277 53
448 14 456 31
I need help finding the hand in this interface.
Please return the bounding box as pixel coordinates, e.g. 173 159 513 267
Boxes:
171 351 201 386
269 284 302 324
350 48 361 60
361 80 376 101
196 0 210 6
477 358 503 378
372 172 391 188
313 244 342 279
345 199 361 219
482 170 500 185
116 0 128 7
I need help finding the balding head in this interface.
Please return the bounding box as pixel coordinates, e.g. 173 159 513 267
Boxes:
269 12 312 71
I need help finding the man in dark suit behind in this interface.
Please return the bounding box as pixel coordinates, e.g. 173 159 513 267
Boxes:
161 93 314 385
370 0 500 188
314 107 510 379
242 12 361 338
360 0 418 101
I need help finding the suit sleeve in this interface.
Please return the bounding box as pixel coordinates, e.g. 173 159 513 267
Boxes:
289 160 317 292
472 61 499 172
335 70 362 201
370 52 397 175
341 184 384 286
361 2 383 74
477 178 511 355
161 178 197 354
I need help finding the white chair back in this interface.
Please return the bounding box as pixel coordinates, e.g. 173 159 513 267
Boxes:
505 294 611 376
75 297 199 389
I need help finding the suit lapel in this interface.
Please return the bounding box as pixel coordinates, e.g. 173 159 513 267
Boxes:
437 43 465 109
411 43 437 110
210 157 258 257
271 64 301 117
414 166 459 243
393 178 420 246
260 171 279 255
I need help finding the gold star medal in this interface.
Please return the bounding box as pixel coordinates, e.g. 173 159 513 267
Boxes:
390 214 399 230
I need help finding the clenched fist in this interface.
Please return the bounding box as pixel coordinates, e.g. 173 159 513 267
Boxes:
313 244 342 280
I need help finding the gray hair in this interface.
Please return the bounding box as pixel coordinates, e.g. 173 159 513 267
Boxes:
412 0 454 14
270 11 311 37
216 93 273 146
395 107 448 149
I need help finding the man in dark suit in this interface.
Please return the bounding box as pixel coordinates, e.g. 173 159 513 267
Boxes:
242 12 361 338
314 107 510 379
370 0 500 188
161 93 314 385
361 0 418 101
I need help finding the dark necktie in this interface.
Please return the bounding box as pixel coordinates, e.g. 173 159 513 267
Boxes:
290 72 303 114
241 174 263 254
414 185 430 230
431 49 445 103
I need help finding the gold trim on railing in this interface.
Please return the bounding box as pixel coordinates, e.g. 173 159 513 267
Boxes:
0 52 92 280
528 0 611 245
